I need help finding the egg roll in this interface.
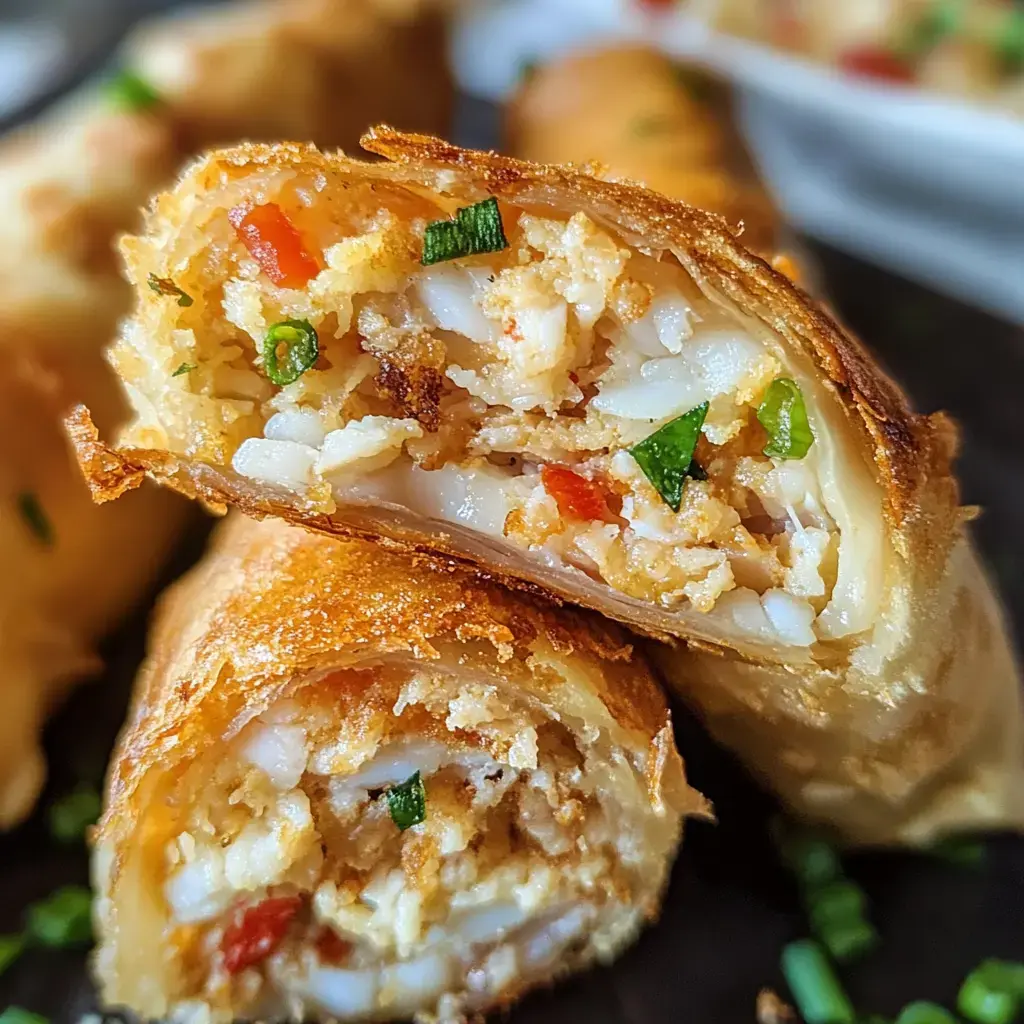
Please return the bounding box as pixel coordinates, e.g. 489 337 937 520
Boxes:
506 44 778 255
71 129 1024 843
0 0 452 827
92 515 696 1023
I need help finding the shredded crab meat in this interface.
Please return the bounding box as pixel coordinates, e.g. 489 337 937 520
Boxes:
155 665 659 1022
118 176 886 647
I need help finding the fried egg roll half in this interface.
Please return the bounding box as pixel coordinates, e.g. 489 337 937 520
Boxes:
92 516 696 1023
73 130 1024 842
506 45 778 255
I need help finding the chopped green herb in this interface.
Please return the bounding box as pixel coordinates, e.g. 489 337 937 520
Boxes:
773 822 841 890
896 1002 959 1024
147 273 193 307
902 0 963 55
781 939 856 1024
927 835 986 868
757 378 814 460
48 785 101 844
0 935 25 975
996 10 1024 73
105 69 161 112
958 961 1020 1024
24 886 93 948
816 916 878 963
806 879 866 927
421 197 509 266
0 1009 48 1024
979 962 1024 996
629 403 709 512
17 493 53 547
386 772 426 831
172 363 197 378
263 319 319 386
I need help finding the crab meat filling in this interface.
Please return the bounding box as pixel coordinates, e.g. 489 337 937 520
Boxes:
116 169 885 648
155 664 658 1022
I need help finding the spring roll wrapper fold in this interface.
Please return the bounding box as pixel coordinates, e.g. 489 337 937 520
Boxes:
71 129 1024 844
92 515 699 1020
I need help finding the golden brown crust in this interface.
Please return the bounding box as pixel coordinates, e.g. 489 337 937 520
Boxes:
73 130 959 615
97 513 690 856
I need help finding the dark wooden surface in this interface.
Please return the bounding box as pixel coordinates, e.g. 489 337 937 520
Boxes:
1 76 1023 1024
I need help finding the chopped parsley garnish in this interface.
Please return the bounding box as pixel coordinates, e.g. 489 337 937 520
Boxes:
896 1001 958 1024
902 0 962 55
171 363 197 377
24 886 93 948
106 69 161 112
17 493 53 547
757 378 814 460
958 961 1022 1024
0 1009 48 1024
998 9 1024 73
421 197 509 266
0 935 25 975
386 772 426 831
48 785 101 845
629 403 709 513
147 274 193 307
262 319 319 387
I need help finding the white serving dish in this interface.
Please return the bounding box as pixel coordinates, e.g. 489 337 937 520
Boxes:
452 1 1024 324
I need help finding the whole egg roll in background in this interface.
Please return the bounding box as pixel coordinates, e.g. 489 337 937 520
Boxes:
72 129 1024 844
0 0 452 827
506 44 778 256
92 515 697 1024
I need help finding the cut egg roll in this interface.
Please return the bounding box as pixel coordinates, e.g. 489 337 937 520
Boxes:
73 129 1024 842
506 44 778 255
0 0 451 827
92 514 696 1023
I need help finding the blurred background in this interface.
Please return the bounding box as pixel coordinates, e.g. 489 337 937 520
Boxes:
0 1 1022 1022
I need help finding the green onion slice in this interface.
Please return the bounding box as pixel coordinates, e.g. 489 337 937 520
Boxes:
903 0 963 55
386 772 426 831
24 886 93 948
816 916 878 964
927 835 986 868
421 197 509 266
0 935 25 975
263 319 319 386
0 1009 48 1024
629 402 709 513
773 824 841 889
17 493 53 547
757 378 814 460
997 10 1024 73
48 785 101 845
896 1001 959 1024
105 69 161 112
172 363 197 378
781 939 856 1024
147 273 193 307
958 962 1020 1024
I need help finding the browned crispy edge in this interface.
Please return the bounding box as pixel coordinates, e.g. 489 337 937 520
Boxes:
70 129 963 638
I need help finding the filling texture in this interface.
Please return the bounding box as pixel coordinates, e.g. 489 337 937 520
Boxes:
154 661 658 1022
116 168 885 646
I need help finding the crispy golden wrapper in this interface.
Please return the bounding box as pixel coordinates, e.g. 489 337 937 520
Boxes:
92 515 699 1023
71 129 1024 844
0 0 451 827
506 44 778 254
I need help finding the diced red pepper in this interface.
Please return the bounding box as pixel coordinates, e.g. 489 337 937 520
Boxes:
315 927 353 965
838 45 915 84
541 464 612 522
221 895 302 975
229 202 321 288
